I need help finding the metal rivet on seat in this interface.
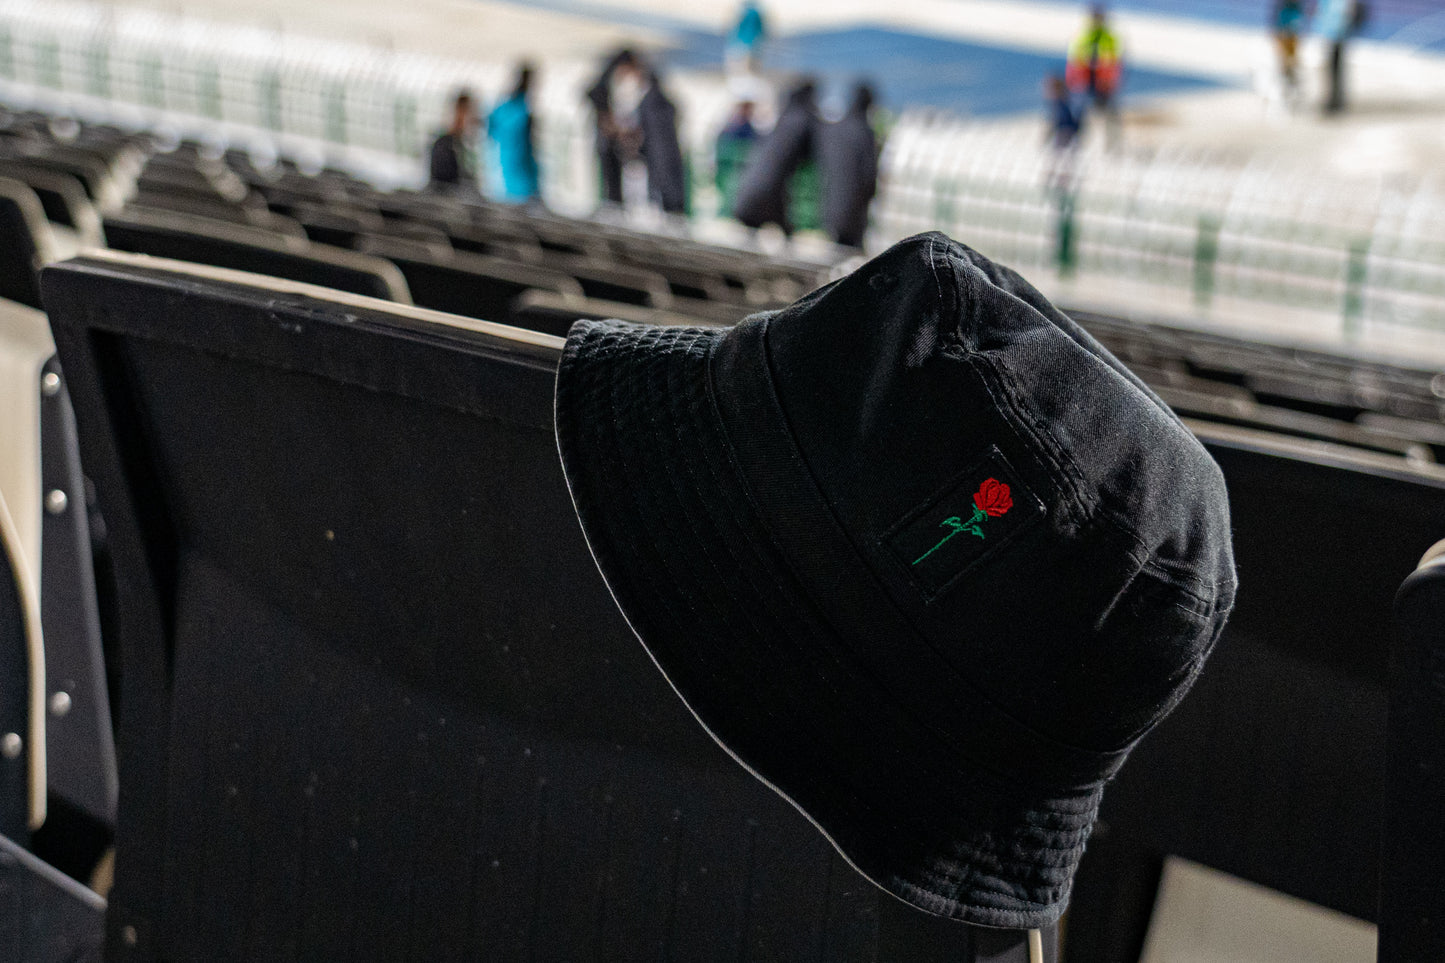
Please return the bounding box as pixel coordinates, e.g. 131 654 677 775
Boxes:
49 691 72 717
0 733 20 759
41 371 61 396
45 490 67 515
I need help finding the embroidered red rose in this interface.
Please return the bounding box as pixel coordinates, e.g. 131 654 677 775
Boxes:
973 478 1013 517
912 476 1016 565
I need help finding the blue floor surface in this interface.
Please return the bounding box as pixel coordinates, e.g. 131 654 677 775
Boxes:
663 26 1222 115
501 0 1225 115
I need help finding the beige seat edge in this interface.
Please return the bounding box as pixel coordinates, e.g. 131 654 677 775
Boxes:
0 296 53 830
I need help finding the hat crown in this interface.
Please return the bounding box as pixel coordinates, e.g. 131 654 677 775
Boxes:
760 233 1235 752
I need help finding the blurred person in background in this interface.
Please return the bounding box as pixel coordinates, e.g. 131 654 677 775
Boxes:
719 100 758 143
639 70 687 215
586 49 646 205
1066 5 1123 148
1317 0 1365 113
715 100 758 217
818 82 879 249
727 1 768 76
429 89 478 191
488 62 541 204
1044 73 1083 275
1272 0 1306 99
1044 72 1083 189
733 79 818 236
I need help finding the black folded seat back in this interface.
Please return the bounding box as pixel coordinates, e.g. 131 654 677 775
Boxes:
41 257 992 962
101 211 408 303
0 178 48 309
0 504 31 843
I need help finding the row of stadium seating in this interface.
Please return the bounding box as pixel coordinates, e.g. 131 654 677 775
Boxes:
7 106 1445 477
1 105 1443 960
0 108 824 327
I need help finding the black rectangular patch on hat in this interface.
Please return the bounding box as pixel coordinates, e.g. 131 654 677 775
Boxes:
882 447 1045 600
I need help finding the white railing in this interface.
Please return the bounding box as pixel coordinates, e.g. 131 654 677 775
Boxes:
0 0 607 210
7 0 1445 340
875 110 1445 340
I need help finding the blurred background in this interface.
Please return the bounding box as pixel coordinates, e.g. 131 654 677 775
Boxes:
3 3 1443 962
8 0 1445 365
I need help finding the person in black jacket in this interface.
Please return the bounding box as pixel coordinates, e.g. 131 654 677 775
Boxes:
585 49 645 205
638 71 687 215
428 89 477 190
819 83 879 249
732 80 818 235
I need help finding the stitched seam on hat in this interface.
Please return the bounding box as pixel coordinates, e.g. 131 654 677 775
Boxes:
1100 516 1235 602
963 349 1093 526
1139 542 1237 599
1140 558 1230 612
933 246 1094 524
1109 541 1229 614
926 233 951 326
1145 549 1233 584
1128 552 1223 618
929 233 972 360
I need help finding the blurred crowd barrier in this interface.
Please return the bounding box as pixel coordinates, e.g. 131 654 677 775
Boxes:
9 0 1445 342
0 0 602 211
879 112 1445 343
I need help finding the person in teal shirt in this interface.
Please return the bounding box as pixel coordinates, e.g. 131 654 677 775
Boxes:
1316 0 1364 113
488 63 541 203
727 1 767 74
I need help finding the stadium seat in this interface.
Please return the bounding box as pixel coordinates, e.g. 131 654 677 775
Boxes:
507 249 674 309
0 297 50 593
508 289 723 338
357 236 584 326
0 165 102 242
1153 385 1435 461
0 148 111 206
445 219 547 261
134 161 250 206
126 189 307 236
0 295 115 833
633 259 745 304
666 294 754 326
0 494 35 843
1381 540 1445 962
40 252 1056 963
0 297 50 843
1065 423 1445 962
0 830 106 963
101 208 410 303
0 177 54 310
290 204 387 249
36 353 118 831
1356 412 1445 460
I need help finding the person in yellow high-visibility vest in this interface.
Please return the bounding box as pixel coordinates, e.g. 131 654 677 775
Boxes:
1066 5 1123 147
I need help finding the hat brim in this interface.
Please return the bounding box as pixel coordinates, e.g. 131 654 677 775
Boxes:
554 318 1102 929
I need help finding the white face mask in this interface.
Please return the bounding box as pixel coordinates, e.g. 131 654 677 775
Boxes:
612 73 645 120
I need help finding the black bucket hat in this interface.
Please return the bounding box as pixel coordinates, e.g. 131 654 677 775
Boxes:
554 232 1236 928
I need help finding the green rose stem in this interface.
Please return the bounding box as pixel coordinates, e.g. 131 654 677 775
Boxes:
913 506 987 565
